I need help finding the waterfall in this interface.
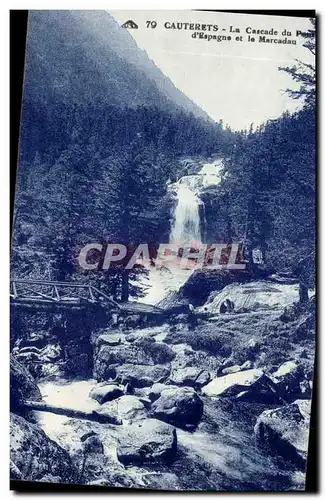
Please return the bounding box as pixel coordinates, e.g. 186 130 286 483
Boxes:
170 183 202 245
169 159 223 246
138 159 224 304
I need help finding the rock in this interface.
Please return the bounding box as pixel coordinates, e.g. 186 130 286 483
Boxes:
81 453 116 483
80 430 97 442
124 314 143 328
89 384 124 404
82 434 104 454
144 383 178 402
300 379 312 398
217 357 235 376
94 338 174 381
10 459 23 480
117 419 177 465
241 360 253 370
166 303 191 315
221 364 242 376
138 397 152 409
221 360 253 376
254 399 311 469
156 292 188 311
139 472 181 491
94 395 147 423
86 475 135 488
64 343 84 358
293 314 315 341
280 305 298 323
96 334 122 347
124 382 135 395
38 474 62 483
151 386 204 429
195 370 211 387
300 349 308 359
270 361 307 402
114 364 170 388
171 268 265 307
117 395 147 422
10 355 42 415
171 313 190 325
202 368 280 403
10 413 77 482
242 339 261 362
125 335 136 343
169 367 210 388
86 470 135 488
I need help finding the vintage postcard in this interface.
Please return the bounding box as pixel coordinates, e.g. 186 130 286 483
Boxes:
10 10 316 491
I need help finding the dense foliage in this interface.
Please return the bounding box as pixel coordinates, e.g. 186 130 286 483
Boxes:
12 100 235 299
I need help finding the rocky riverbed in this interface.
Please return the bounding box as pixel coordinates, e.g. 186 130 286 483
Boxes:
10 278 315 491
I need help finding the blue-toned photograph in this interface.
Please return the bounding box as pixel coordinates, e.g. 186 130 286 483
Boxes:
10 10 316 491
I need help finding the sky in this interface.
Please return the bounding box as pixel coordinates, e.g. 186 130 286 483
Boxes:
109 11 313 130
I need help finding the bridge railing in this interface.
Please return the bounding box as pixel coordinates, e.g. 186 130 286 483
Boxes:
10 279 121 309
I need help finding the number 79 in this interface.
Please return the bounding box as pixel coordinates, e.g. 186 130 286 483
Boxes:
146 21 157 28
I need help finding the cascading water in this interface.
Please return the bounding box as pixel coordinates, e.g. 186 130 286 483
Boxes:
139 159 224 304
170 183 202 245
169 158 224 246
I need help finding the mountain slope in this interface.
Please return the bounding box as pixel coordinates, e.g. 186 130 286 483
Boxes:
23 10 209 119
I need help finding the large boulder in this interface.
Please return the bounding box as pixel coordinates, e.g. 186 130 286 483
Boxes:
114 364 171 388
81 432 104 454
79 432 137 487
94 338 174 381
169 367 210 388
96 333 122 347
144 383 178 402
202 368 280 403
94 395 147 424
10 355 42 415
116 419 177 466
151 386 204 429
89 384 124 404
270 361 310 402
10 413 77 482
254 399 311 469
171 268 267 307
219 360 253 376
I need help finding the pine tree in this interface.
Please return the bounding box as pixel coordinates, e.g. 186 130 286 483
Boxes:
279 18 316 108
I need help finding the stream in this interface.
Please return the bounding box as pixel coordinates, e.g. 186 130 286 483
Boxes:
36 377 304 491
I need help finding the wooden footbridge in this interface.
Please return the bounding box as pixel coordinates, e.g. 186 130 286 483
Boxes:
10 279 165 316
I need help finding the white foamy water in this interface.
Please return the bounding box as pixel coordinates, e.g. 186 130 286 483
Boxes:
200 159 224 187
170 183 202 244
139 264 194 305
169 159 223 245
198 281 300 313
37 379 99 449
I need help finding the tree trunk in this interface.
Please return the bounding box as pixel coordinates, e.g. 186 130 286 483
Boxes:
24 400 122 425
121 270 129 302
299 280 309 304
